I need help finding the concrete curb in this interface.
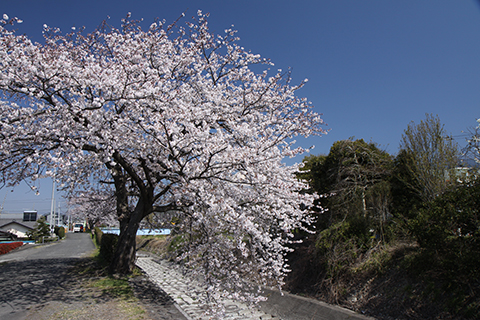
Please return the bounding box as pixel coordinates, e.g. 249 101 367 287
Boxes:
173 303 194 320
259 288 375 320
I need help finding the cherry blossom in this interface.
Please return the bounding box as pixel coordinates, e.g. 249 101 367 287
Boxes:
0 12 326 308
67 189 117 228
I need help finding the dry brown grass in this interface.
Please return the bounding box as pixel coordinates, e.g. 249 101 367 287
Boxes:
136 235 170 257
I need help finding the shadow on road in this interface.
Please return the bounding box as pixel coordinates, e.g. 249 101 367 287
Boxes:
0 254 184 320
0 257 91 318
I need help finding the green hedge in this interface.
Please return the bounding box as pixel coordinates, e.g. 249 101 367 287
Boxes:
100 233 118 264
94 227 103 247
54 226 65 239
93 228 119 265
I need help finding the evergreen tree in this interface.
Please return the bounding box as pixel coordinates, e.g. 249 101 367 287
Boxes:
27 216 51 240
299 138 393 225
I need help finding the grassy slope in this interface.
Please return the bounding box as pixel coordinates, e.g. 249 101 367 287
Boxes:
285 239 479 320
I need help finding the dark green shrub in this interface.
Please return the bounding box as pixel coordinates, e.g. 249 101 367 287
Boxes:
58 226 65 238
408 180 480 317
410 181 480 274
54 226 65 239
94 227 103 247
100 233 118 264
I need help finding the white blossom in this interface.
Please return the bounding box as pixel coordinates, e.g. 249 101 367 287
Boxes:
0 13 326 310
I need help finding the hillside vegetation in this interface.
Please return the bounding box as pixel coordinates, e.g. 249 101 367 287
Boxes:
288 116 480 319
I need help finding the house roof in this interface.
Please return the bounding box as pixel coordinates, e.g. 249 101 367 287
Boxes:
0 219 36 230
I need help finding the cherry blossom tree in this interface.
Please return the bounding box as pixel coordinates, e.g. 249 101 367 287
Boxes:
0 12 326 304
67 189 117 228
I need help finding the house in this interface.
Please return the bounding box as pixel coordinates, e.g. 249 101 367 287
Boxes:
0 220 36 239
0 211 38 239
0 230 18 241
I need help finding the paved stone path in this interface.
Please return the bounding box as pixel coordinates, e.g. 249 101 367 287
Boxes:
135 254 278 320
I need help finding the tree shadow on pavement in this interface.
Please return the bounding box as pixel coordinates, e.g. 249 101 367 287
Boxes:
0 257 86 318
0 256 185 320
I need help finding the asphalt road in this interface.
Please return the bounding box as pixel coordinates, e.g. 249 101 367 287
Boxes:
0 233 95 320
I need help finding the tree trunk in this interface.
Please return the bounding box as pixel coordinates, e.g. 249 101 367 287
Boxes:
109 193 152 274
109 213 141 274
107 162 155 274
108 164 139 274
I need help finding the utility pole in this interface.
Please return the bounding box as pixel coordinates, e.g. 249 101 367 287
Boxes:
0 191 7 218
57 203 61 226
49 173 56 234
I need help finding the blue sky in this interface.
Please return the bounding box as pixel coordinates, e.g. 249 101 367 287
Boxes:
1 0 480 214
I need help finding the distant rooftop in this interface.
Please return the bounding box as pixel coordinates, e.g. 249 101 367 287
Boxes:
0 212 47 220
0 213 25 219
